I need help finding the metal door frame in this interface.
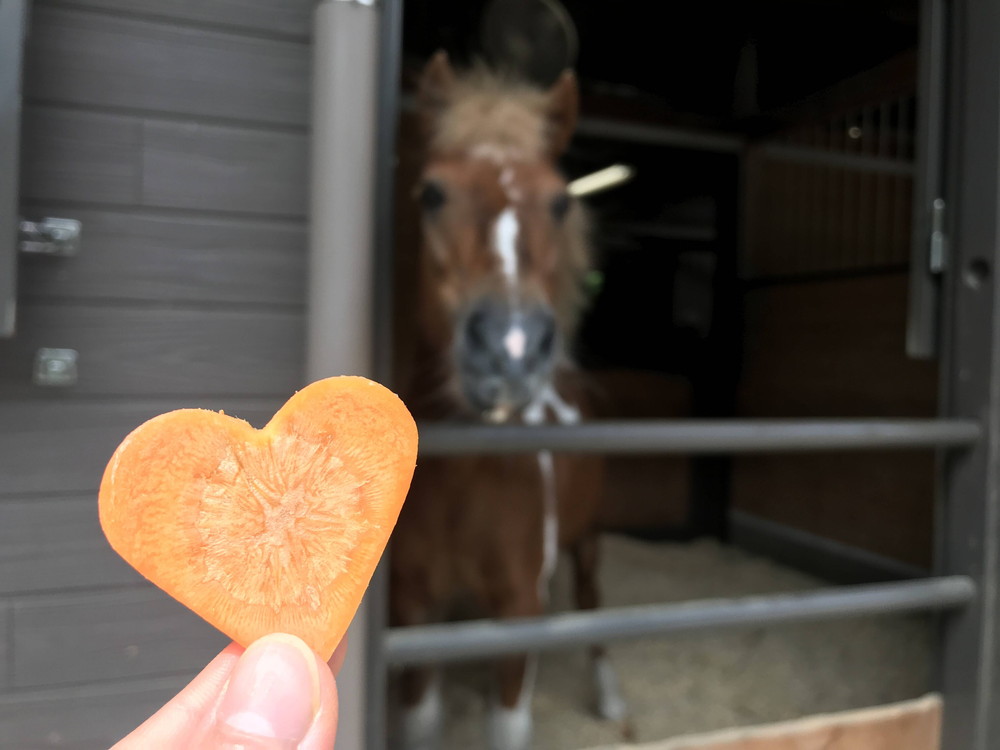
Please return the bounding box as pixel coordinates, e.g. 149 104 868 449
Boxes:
0 0 29 337
347 0 1000 747
934 0 1000 746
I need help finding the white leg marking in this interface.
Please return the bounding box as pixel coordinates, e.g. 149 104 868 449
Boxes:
400 674 443 750
593 653 629 722
544 384 580 424
488 657 536 750
524 383 580 426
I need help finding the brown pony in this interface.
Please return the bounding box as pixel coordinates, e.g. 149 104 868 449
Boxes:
389 52 628 750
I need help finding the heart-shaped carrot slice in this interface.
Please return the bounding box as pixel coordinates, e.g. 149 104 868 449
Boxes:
98 376 417 660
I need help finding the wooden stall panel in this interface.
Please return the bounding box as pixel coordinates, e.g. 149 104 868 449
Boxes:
20 107 309 216
25 6 310 126
0 399 281 497
2 0 313 726
592 694 941 750
141 120 309 216
0 601 7 689
732 275 938 568
0 675 190 749
43 0 315 38
19 106 141 205
0 305 304 398
11 587 227 688
0 496 141 594
737 275 936 417
17 208 306 306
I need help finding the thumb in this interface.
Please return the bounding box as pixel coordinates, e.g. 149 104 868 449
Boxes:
204 633 338 749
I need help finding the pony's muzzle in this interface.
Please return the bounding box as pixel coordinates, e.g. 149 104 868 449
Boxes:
457 300 558 418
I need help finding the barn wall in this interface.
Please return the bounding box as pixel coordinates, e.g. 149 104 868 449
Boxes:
728 57 936 571
0 2 313 745
731 274 939 569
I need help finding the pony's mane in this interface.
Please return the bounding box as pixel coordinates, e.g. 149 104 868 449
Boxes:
430 64 553 158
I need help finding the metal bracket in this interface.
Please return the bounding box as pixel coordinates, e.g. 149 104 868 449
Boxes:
18 217 81 257
33 348 79 387
930 198 948 274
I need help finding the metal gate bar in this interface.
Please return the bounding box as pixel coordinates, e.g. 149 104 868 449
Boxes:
385 576 975 665
418 418 981 455
761 143 916 176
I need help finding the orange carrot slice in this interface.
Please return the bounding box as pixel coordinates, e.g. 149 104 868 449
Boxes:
98 375 418 660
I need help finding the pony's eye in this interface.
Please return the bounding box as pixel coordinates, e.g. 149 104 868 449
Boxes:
418 181 447 212
550 193 571 222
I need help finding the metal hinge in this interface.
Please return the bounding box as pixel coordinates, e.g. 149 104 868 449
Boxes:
18 217 81 257
929 198 948 274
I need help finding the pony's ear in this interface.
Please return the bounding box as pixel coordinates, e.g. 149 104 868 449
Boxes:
417 50 456 132
546 69 579 157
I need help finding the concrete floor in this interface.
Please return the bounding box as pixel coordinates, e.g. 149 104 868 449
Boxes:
390 534 932 750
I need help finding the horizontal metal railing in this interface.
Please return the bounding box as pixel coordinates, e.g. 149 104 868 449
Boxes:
574 116 745 153
418 418 981 456
761 143 916 176
384 576 976 665
391 419 981 666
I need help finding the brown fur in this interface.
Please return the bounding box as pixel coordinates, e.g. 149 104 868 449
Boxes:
389 52 616 745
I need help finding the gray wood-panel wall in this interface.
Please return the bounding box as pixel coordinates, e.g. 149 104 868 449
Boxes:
0 2 314 745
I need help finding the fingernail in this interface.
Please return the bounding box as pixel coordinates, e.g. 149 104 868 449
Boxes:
215 634 321 748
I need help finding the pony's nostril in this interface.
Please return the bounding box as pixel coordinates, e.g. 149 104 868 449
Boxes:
465 308 491 350
537 317 556 358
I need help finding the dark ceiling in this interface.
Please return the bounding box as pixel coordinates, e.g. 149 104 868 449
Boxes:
402 0 919 125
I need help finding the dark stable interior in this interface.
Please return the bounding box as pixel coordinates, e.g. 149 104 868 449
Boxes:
397 0 936 571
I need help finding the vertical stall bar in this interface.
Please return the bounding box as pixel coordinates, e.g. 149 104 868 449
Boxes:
368 0 405 747
0 0 27 337
308 1 381 748
937 0 1000 746
907 0 949 358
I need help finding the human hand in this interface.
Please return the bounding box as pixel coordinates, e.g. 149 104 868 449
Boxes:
113 633 345 749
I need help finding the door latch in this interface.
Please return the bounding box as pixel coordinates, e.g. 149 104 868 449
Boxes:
929 198 947 274
18 217 81 257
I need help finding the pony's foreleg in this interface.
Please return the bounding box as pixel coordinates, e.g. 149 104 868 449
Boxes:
398 666 443 750
571 534 632 732
487 589 542 750
391 585 443 750
488 653 537 750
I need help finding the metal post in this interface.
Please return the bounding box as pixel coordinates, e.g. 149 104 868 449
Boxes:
937 0 1000 746
386 576 975 665
416 418 981 455
0 0 28 337
308 1 381 748
367 0 404 748
906 0 949 358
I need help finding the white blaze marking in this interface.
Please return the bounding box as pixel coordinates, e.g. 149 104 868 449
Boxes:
493 207 520 285
470 143 525 164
